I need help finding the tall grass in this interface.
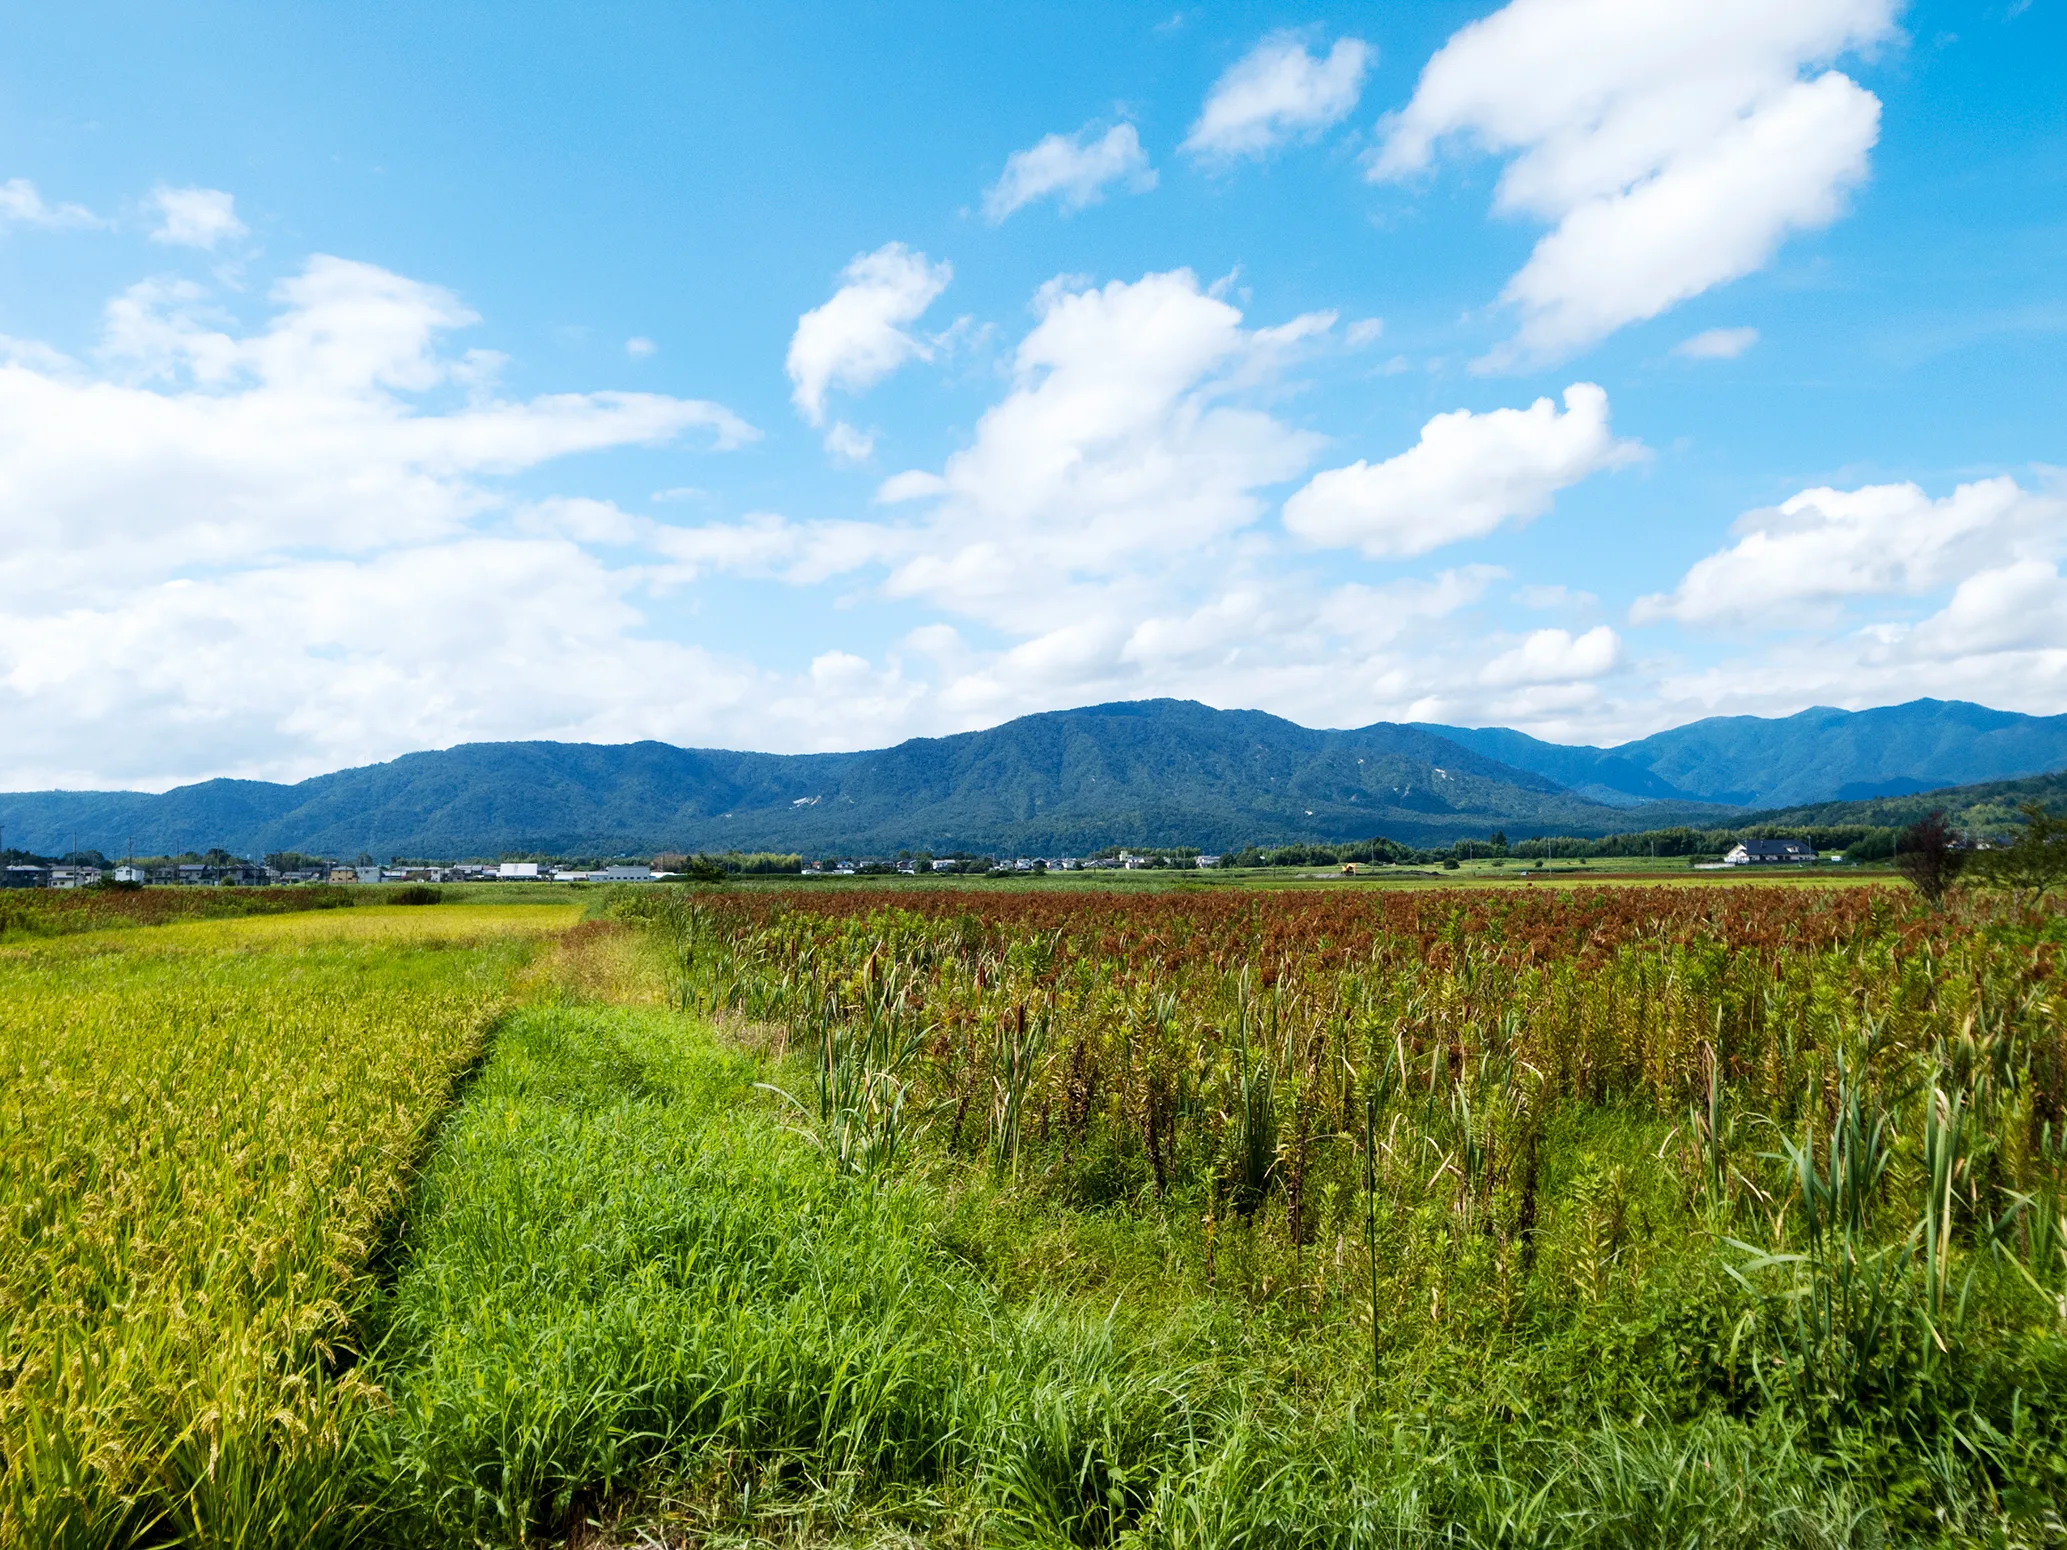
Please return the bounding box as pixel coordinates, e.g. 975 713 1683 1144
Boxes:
355 984 2067 1546
570 882 2067 1542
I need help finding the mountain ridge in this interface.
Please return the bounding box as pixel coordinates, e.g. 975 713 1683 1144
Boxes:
1415 699 2067 808
4 696 2063 860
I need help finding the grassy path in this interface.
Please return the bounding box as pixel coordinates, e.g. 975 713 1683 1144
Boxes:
355 992 1969 1550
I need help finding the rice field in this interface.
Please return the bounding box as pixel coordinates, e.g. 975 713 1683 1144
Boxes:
0 908 566 1547
4 884 2065 1547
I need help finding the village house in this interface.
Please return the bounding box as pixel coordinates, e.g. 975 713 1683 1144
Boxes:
1722 839 1817 866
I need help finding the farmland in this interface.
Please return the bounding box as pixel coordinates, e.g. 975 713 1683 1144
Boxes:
3 882 2065 1546
0 905 574 1546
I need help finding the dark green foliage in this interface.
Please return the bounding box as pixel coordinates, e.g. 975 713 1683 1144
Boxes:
1895 810 1966 906
1971 802 2067 902
388 884 442 905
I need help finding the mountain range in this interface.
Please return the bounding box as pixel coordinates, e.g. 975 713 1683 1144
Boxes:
1416 700 2067 809
4 697 2064 861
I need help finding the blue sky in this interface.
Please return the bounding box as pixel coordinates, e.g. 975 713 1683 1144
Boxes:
0 0 2062 789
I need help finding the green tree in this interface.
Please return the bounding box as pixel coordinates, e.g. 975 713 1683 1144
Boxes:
1974 802 2067 905
684 854 730 884
1894 810 1965 908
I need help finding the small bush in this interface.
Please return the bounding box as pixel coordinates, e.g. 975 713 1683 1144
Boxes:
390 884 443 906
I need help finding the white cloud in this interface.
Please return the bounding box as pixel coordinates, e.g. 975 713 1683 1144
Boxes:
983 122 1157 222
1480 624 1622 686
625 335 657 358
1675 326 1759 359
643 512 910 587
873 269 1326 620
0 539 780 789
146 185 247 249
823 420 875 464
663 270 1647 742
0 177 103 231
28 246 2061 790
1906 560 2067 658
1315 566 1505 650
0 250 1697 789
1643 556 2067 734
0 255 753 603
1632 476 2064 626
1282 382 1640 558
1185 32 1374 160
785 243 951 426
1372 0 1894 365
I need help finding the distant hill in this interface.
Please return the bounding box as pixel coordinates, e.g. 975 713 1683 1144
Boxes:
1417 699 2067 808
8 697 2064 862
5 700 1713 860
1750 769 2067 835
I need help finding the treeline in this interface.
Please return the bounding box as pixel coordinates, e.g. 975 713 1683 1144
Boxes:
658 850 804 875
1215 823 1901 870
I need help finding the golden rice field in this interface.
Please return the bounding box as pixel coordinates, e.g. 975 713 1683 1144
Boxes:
0 906 571 1546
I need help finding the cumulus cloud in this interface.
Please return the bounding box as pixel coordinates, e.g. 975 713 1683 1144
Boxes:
0 256 752 601
624 335 657 358
669 269 1639 740
1315 566 1506 651
0 177 103 230
873 269 1326 620
0 254 779 786
785 243 951 425
1480 624 1622 686
1645 554 2067 732
0 539 776 787
29 245 2056 790
1631 476 2064 626
983 122 1157 222
1185 32 1373 160
1675 326 1759 359
1372 0 1893 365
1282 382 1640 558
146 185 247 249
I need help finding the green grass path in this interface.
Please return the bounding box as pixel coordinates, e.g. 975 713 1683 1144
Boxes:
357 1002 2010 1549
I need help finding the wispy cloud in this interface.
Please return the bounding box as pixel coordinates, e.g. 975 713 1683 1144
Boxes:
984 122 1156 223
1183 32 1372 160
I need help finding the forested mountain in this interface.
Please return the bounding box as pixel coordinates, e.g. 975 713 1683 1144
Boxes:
1417 699 2067 808
3 701 1699 858
6 697 2063 861
1752 769 2067 834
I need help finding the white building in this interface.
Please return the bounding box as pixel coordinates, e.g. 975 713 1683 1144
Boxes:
497 862 541 879
1723 839 1816 866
